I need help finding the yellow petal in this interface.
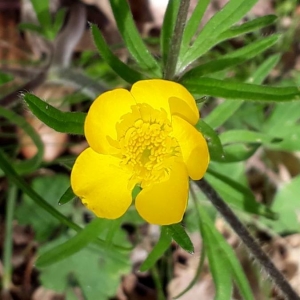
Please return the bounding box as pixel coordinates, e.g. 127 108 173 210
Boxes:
71 148 133 219
172 116 209 180
131 79 199 124
135 159 189 225
131 79 199 125
85 89 136 154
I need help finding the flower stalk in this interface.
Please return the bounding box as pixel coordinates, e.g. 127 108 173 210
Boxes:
196 178 300 300
164 0 190 80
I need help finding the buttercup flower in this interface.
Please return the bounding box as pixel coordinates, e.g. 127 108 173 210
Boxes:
71 80 209 225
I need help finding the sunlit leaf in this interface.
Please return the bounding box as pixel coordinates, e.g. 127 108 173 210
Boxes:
178 0 258 71
109 0 161 77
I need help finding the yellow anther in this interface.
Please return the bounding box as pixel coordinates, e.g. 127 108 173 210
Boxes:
117 104 181 187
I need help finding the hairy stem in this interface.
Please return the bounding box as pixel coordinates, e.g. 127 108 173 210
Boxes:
195 178 299 300
164 0 190 80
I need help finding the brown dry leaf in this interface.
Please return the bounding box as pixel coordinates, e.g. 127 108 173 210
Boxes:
118 273 157 300
264 234 300 298
32 287 64 300
167 233 215 300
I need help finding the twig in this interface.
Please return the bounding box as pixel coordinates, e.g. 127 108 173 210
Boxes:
195 178 300 300
164 0 190 80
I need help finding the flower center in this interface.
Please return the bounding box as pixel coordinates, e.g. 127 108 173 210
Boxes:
116 104 181 188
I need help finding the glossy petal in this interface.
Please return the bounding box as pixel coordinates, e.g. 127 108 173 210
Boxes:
85 89 136 154
71 148 133 219
135 159 188 225
172 116 209 180
131 80 199 124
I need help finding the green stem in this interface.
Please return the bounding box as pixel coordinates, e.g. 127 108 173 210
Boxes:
105 218 123 249
151 265 166 300
3 184 17 290
173 186 206 299
164 0 190 80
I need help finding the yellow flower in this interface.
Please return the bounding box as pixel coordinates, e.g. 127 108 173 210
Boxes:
71 80 209 225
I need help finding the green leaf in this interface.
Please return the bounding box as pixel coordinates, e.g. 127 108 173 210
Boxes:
0 72 13 85
16 175 72 241
178 0 258 71
262 101 300 151
181 35 279 79
39 235 130 299
36 218 107 267
220 143 259 162
195 119 224 161
30 0 51 28
204 54 281 128
91 24 144 84
52 7 67 36
0 106 44 175
139 227 172 272
206 168 276 219
263 102 300 134
18 23 44 35
109 0 161 77
181 0 210 50
160 0 180 66
197 205 254 300
217 15 277 41
182 77 300 102
248 54 281 84
58 186 76 205
264 126 300 151
23 93 86 135
220 130 282 145
198 211 233 299
263 176 300 233
0 151 127 252
167 223 194 253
